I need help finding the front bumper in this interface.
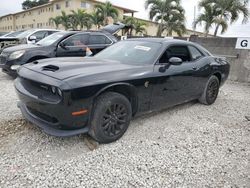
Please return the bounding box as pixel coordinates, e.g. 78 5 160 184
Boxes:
0 63 17 77
18 102 89 137
15 77 91 137
0 56 23 77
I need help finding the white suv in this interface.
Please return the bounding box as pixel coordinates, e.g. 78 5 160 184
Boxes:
16 29 60 44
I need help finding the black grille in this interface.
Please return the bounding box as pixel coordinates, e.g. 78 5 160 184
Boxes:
19 77 61 103
27 106 58 124
0 54 7 65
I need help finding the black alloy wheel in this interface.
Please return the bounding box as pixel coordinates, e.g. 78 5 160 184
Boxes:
206 79 219 103
102 103 127 137
199 75 220 105
89 92 132 143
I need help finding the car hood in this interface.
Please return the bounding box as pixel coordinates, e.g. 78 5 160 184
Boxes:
3 44 44 53
0 37 19 41
21 57 152 88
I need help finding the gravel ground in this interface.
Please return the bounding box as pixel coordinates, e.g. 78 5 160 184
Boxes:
0 71 249 188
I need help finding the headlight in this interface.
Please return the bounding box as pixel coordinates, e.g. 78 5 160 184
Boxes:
50 86 62 97
10 65 21 70
51 86 56 94
57 88 62 97
9 50 25 60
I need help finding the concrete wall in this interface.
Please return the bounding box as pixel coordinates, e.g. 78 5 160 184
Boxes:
190 37 250 83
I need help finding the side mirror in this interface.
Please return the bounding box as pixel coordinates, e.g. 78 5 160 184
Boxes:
169 57 183 65
59 42 68 50
29 35 37 41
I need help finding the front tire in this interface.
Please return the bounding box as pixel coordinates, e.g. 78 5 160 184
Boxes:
89 92 132 143
199 75 220 105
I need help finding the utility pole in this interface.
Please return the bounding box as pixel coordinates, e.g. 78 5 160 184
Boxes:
193 6 196 34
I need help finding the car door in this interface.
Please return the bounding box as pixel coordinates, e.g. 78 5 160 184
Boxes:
187 45 210 97
88 34 113 55
150 45 200 110
56 33 89 57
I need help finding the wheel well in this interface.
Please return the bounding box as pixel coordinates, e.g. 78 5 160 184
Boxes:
27 56 48 63
213 72 222 84
96 85 138 116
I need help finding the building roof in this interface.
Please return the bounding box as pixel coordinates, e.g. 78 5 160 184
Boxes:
0 0 137 19
90 0 137 13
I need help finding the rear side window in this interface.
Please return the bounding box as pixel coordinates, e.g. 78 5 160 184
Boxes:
48 31 58 35
31 31 49 40
159 45 191 63
89 35 111 45
188 46 203 61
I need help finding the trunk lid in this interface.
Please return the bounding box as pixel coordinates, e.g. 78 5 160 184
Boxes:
101 22 125 35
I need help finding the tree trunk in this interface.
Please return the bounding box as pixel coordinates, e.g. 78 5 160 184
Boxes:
157 25 162 37
214 24 219 37
205 31 208 38
157 15 164 37
214 11 225 37
130 28 133 36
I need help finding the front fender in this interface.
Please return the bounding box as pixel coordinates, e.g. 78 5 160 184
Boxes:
93 82 138 116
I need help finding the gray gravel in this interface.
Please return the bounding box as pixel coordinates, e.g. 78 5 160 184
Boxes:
0 71 249 188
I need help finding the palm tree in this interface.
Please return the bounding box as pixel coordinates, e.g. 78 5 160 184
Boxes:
60 11 70 30
90 12 103 29
49 16 61 29
70 9 93 30
123 17 147 36
162 6 186 36
145 0 185 37
162 19 186 37
194 4 217 37
134 21 147 35
199 0 249 36
95 1 119 25
123 16 136 35
68 14 79 30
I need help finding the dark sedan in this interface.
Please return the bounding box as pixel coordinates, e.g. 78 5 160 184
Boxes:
0 30 118 76
15 38 230 143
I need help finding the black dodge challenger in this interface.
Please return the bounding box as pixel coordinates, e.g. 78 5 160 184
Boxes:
15 38 230 143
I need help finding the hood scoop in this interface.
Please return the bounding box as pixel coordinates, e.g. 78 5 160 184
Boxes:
42 65 59 72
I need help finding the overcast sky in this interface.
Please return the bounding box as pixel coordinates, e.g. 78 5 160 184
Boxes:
1 0 250 37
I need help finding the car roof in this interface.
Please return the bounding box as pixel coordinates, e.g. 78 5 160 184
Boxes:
125 38 212 55
57 31 80 35
127 37 201 47
70 30 110 35
32 28 60 31
127 37 190 44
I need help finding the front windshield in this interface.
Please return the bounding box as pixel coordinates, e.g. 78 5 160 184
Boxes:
94 40 162 64
16 29 36 38
4 30 25 37
37 32 65 46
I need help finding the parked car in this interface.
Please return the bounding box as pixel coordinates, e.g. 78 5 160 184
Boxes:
0 24 121 76
15 38 230 143
0 30 26 38
0 32 8 37
0 29 59 52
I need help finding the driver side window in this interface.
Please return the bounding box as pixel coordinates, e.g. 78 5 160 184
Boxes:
159 45 191 64
63 34 89 47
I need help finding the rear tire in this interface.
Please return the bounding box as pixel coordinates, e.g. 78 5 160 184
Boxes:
199 75 220 105
89 92 132 143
